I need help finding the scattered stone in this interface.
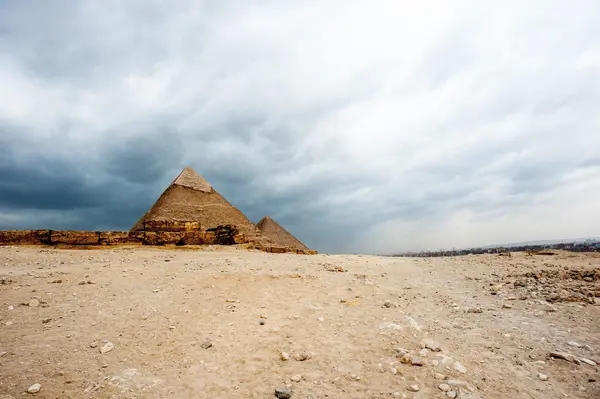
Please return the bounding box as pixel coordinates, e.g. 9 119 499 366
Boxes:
467 307 483 313
420 339 442 352
579 358 597 366
274 387 291 398
400 354 423 366
51 279 63 283
538 373 548 381
439 383 451 392
567 341 582 348
452 361 467 373
317 317 324 322
294 351 311 361
27 384 41 394
446 391 457 398
383 300 392 308
100 342 114 354
348 373 360 381
433 373 446 380
201 340 213 349
0 351 7 357
41 318 52 324
548 351 575 362
447 380 468 388
407 384 420 392
291 375 302 382
502 303 513 309
259 320 266 325
28 299 40 308
90 341 99 348
8 305 13 311
281 352 290 361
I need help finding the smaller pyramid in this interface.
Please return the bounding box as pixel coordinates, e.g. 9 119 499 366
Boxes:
256 216 310 251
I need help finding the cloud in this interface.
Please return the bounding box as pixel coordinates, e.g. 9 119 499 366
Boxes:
0 0 599 253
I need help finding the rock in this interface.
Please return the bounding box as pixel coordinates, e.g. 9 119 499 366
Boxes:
90 341 99 348
502 304 513 309
447 380 468 387
548 351 574 362
259 320 266 325
317 317 324 322
400 354 423 366
28 299 40 308
396 347 409 357
41 318 52 324
27 384 41 394
433 373 446 380
579 358 597 366
420 339 442 352
100 342 114 354
274 387 291 398
294 351 311 361
439 383 451 392
407 384 420 392
452 361 467 373
281 352 290 361
51 279 62 283
538 373 548 381
7 305 13 311
383 300 392 308
291 375 302 382
446 391 457 398
567 341 582 348
201 340 213 349
467 307 483 313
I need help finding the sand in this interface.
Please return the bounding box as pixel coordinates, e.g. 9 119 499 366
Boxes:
0 247 598 398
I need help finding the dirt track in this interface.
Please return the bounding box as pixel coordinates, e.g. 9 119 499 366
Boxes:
0 247 598 398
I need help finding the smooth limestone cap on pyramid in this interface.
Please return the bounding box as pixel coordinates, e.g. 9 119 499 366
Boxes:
130 167 266 242
256 216 310 251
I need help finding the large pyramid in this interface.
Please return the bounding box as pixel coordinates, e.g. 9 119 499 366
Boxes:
130 167 267 243
256 216 309 251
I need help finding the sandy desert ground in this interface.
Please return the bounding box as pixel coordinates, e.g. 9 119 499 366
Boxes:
0 246 598 398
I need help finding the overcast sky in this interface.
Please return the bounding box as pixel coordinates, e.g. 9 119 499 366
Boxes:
1 1 599 254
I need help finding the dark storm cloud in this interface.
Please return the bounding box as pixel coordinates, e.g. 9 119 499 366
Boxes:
1 1 599 253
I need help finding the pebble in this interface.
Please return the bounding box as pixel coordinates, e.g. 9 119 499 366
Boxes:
567 341 582 348
407 384 420 392
538 373 548 381
439 383 451 392
41 318 52 324
100 342 114 354
467 307 483 313
294 352 311 361
579 358 597 366
433 373 446 380
420 339 442 352
259 320 266 325
447 391 457 398
383 300 392 308
28 299 40 308
8 305 14 311
502 303 513 309
452 361 467 373
201 340 213 349
291 375 302 382
400 354 423 366
548 351 574 362
274 387 291 398
281 352 290 361
27 383 41 394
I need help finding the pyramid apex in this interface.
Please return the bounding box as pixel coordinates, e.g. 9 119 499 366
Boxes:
172 167 212 192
